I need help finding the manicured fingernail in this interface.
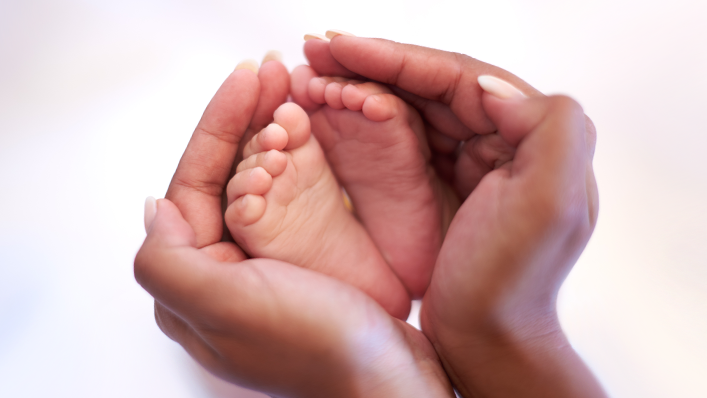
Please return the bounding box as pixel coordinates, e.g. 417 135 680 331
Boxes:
325 30 355 39
262 50 282 64
477 75 526 100
304 33 330 42
144 196 157 232
235 59 259 74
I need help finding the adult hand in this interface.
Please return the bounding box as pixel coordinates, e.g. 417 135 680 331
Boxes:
304 33 606 397
134 59 453 398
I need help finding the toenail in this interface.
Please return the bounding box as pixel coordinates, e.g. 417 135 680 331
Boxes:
370 95 382 102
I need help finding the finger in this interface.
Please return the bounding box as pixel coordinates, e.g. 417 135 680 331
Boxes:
135 198 256 321
303 37 359 78
166 69 259 248
393 87 477 141
454 134 515 198
327 36 542 134
290 64 322 112
252 59 290 132
261 50 282 65
236 149 287 176
481 88 595 226
242 123 289 158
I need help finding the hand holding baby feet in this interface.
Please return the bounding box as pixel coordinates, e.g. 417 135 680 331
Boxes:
225 102 411 319
291 65 459 297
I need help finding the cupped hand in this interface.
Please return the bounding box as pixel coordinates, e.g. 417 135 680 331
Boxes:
135 59 453 398
304 34 605 397
136 197 452 398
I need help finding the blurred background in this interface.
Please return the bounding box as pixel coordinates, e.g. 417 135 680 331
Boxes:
0 0 705 397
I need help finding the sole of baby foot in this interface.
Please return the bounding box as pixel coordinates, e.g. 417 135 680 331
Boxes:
304 78 460 298
225 102 412 319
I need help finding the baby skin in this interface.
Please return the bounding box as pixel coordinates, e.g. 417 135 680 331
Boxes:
291 66 458 297
225 102 410 319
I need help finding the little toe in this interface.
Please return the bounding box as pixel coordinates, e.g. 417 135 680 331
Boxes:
243 123 289 158
273 103 312 150
225 194 267 227
226 166 273 205
291 65 321 112
236 149 288 177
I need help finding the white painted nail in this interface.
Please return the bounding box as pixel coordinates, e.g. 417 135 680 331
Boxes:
262 50 282 64
477 75 526 100
144 196 157 233
325 29 355 39
235 59 259 74
304 33 330 42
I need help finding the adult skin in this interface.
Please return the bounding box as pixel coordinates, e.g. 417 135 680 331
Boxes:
134 59 454 398
303 33 607 397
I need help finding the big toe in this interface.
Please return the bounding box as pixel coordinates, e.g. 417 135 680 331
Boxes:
273 102 312 150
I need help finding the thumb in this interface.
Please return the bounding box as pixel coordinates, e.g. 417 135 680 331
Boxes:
478 75 598 231
478 75 588 179
134 198 217 312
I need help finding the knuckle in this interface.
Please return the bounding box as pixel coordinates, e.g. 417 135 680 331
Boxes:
133 246 152 287
195 126 240 146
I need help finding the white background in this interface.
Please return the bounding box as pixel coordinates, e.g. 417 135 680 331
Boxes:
1 0 705 397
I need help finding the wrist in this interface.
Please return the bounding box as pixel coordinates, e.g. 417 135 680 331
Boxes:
345 320 454 398
423 306 606 398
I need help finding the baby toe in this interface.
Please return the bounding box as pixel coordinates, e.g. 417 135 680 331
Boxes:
243 123 289 158
236 150 288 177
226 166 273 205
273 103 312 150
362 93 399 122
225 194 267 227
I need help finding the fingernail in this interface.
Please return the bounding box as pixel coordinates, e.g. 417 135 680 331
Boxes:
262 50 282 64
304 33 330 42
477 75 526 100
235 59 259 74
325 30 355 39
144 196 157 233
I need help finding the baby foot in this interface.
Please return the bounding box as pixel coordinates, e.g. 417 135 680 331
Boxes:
291 66 459 298
225 102 411 319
